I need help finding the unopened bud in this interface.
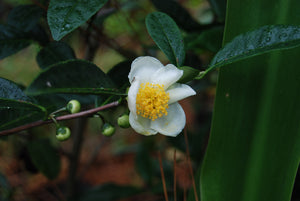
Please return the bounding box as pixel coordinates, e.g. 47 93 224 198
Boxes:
117 114 130 128
66 100 81 114
102 123 115 137
56 126 71 141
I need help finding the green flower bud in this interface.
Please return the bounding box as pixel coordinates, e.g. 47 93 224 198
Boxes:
56 126 71 141
66 100 81 114
102 123 115 137
117 114 130 128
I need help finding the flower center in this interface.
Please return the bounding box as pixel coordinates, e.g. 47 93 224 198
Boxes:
136 82 169 121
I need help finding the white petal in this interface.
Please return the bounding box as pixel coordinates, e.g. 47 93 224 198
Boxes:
167 83 196 104
127 78 141 115
151 64 183 89
128 56 163 83
129 112 158 135
150 103 186 137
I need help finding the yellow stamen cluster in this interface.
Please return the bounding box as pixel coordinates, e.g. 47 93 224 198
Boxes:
136 82 169 121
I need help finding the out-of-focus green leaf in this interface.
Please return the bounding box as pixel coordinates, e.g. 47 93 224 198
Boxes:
7 4 44 32
36 41 76 69
150 0 201 31
75 183 141 201
208 0 227 22
199 25 300 78
27 138 61 180
0 24 31 59
185 26 224 53
200 0 300 201
47 0 108 40
146 12 185 66
107 60 131 88
25 59 119 96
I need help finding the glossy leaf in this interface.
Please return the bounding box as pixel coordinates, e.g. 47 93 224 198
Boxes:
200 0 300 201
26 59 119 96
0 78 46 131
146 12 185 66
0 24 31 59
0 99 47 131
36 41 76 69
7 5 44 32
75 183 141 201
199 25 300 78
150 0 201 31
0 78 31 101
47 0 109 40
27 138 61 180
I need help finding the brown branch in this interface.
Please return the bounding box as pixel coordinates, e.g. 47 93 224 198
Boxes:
0 101 119 136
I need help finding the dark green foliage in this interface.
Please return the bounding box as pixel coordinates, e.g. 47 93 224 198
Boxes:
7 5 44 32
47 0 109 40
26 59 116 96
36 41 76 69
27 138 61 180
146 12 185 66
150 0 201 31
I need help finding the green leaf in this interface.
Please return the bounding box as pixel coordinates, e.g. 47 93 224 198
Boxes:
7 4 44 32
107 60 131 88
178 66 200 83
200 0 300 201
185 26 224 53
27 138 61 180
75 183 141 201
47 0 109 41
0 99 47 131
0 78 31 101
146 12 185 66
36 41 76 69
26 59 120 96
0 24 31 59
150 0 201 31
201 25 300 78
0 78 47 131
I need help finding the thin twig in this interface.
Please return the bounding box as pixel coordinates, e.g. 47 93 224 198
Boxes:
0 101 119 136
184 129 199 201
158 151 169 201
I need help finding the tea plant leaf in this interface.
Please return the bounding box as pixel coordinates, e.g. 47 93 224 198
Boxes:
7 5 44 32
0 99 47 131
146 12 185 66
199 25 300 78
0 78 31 101
27 138 61 180
47 0 109 40
0 24 31 59
25 59 122 96
36 41 76 69
150 0 201 31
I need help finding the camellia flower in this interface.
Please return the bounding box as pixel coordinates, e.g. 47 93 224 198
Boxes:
127 56 196 137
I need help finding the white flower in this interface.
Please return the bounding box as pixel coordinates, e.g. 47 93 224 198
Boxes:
127 56 196 137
